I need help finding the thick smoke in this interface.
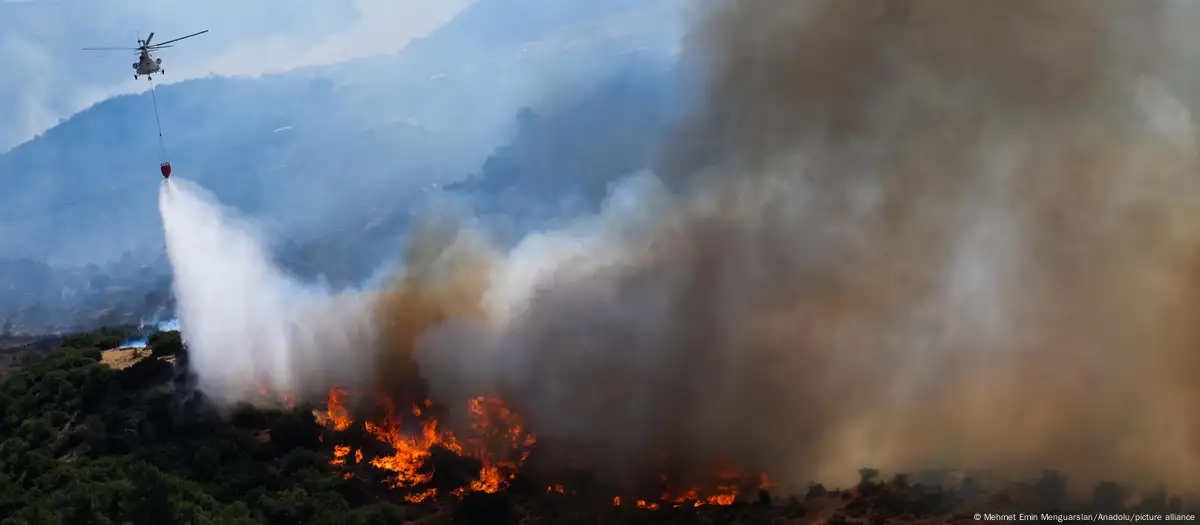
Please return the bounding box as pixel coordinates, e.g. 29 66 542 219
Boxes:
159 178 376 408
157 0 1200 495
384 0 1200 493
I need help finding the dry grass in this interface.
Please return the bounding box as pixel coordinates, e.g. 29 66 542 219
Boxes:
99 346 153 370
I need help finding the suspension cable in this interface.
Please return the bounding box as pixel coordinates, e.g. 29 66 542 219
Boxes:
149 79 167 160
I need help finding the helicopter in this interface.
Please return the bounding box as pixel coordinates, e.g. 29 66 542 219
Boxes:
83 30 208 80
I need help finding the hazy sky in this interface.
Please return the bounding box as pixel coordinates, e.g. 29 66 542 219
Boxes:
0 0 470 152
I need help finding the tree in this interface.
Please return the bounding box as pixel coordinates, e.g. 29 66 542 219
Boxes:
212 502 263 525
59 480 119 525
93 336 122 351
352 502 407 525
18 418 57 444
78 415 108 454
148 331 183 358
60 334 98 350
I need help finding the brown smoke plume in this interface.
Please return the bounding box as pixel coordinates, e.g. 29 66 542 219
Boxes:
371 0 1200 494
368 216 495 403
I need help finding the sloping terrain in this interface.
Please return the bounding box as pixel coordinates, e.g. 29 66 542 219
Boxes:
1 327 1196 524
0 0 681 266
0 0 685 337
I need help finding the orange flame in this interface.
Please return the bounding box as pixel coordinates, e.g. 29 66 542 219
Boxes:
470 464 504 493
313 387 353 431
405 488 437 503
331 445 352 466
362 397 459 488
312 388 536 499
314 387 765 508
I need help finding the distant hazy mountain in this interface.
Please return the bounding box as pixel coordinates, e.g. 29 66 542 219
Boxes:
0 0 687 335
1 0 682 264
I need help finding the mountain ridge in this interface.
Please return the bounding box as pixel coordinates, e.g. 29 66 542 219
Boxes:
0 0 682 265
0 0 688 336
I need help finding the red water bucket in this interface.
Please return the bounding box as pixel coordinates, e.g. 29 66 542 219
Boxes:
160 162 172 179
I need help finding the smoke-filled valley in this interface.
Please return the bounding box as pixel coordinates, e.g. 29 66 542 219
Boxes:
149 0 1200 510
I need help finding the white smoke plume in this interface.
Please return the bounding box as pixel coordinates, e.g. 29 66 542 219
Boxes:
158 178 376 407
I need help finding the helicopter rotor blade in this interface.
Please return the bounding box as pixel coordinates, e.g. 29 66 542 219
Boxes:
151 29 208 47
145 44 175 50
82 47 139 51
144 32 155 47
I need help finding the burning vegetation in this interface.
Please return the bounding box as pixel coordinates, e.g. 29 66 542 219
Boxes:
253 385 1200 523
313 388 532 502
307 386 772 510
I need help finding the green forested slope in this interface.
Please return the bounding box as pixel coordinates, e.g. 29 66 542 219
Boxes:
0 331 407 525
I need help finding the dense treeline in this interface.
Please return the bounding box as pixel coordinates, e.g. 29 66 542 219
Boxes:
0 329 409 525
2 329 1196 525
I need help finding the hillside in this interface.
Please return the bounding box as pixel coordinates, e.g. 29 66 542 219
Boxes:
0 0 685 336
0 51 683 337
1 327 1196 524
0 0 681 266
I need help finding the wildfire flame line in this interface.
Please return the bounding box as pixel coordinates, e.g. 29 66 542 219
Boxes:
311 387 534 502
310 387 763 507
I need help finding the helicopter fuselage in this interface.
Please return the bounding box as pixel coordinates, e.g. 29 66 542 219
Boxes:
85 29 206 80
133 51 162 77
